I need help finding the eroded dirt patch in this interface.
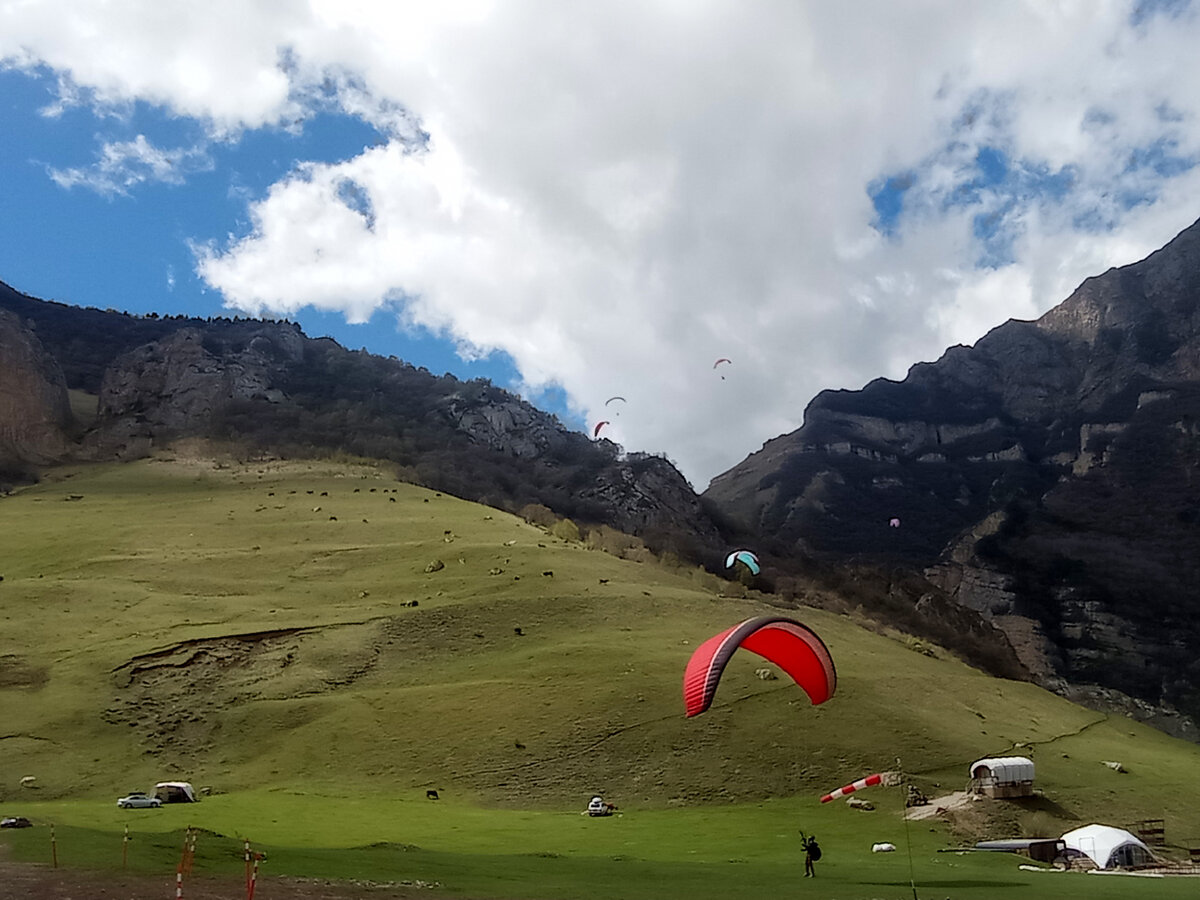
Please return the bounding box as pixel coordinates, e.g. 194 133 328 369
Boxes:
0 654 48 689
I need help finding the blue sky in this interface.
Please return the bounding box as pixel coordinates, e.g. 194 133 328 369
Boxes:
2 1 1200 487
0 66 535 398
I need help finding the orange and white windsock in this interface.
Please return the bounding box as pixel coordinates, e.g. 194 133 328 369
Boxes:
820 773 884 803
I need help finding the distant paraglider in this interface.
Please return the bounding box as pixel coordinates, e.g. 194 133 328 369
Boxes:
713 358 732 380
682 616 837 718
724 549 761 576
593 421 611 438
604 396 626 407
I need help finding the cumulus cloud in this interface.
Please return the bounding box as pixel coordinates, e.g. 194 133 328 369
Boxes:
5 1 1200 486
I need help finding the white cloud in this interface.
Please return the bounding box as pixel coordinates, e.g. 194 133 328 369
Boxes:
47 134 211 195
6 1 1200 486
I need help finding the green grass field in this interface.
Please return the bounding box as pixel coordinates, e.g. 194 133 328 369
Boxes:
2 454 1199 898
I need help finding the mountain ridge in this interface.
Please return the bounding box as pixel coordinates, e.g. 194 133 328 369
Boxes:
705 215 1200 737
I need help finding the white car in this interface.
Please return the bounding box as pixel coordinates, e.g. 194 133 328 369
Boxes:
117 791 162 809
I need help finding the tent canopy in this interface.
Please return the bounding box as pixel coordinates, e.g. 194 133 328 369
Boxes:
154 782 197 803
968 756 1034 783
1061 824 1153 869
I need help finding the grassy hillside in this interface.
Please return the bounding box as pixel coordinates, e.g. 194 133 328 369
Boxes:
2 454 1199 897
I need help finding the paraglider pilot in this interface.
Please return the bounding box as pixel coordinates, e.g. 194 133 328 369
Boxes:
800 830 821 877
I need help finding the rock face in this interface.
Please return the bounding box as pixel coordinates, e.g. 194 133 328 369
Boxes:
0 309 71 472
705 215 1200 732
90 323 304 458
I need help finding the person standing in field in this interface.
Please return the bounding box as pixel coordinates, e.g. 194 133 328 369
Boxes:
800 831 821 877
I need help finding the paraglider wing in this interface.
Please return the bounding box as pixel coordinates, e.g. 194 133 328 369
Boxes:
593 420 610 438
604 396 626 406
682 616 836 718
724 549 761 576
713 358 732 368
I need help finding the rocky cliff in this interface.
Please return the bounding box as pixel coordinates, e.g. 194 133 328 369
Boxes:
0 309 71 478
705 216 1200 735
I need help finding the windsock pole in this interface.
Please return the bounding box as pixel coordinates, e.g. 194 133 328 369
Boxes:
898 758 919 900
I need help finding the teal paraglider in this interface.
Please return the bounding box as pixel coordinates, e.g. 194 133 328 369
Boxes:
724 549 761 576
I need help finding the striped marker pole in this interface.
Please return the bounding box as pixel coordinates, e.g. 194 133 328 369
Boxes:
50 824 57 868
247 855 260 900
175 868 183 899
123 824 129 869
244 839 252 893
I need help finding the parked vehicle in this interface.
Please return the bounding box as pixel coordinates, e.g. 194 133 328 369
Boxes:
117 791 162 809
0 816 32 828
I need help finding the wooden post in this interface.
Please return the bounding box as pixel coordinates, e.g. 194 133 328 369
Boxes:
50 824 57 868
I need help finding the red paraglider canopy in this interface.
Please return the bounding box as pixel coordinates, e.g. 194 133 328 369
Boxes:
682 616 836 717
593 420 610 438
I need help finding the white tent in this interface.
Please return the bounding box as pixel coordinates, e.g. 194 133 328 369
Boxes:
1061 824 1153 869
154 781 197 803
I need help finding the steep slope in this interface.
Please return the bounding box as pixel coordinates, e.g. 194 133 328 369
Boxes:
705 215 1200 732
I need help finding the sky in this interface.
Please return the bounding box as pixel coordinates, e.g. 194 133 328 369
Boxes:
2 1 1200 490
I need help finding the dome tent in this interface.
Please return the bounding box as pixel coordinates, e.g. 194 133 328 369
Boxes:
1061 824 1154 869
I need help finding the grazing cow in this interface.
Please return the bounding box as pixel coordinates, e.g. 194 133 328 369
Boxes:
426 789 439 800
542 571 554 577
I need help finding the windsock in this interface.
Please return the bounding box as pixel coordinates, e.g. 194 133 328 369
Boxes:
820 773 884 803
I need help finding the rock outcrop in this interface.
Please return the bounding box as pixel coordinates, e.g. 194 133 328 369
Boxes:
90 323 304 458
0 309 71 473
705 215 1200 731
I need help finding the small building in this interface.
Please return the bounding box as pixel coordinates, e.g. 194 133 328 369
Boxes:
154 781 198 803
1061 824 1154 869
968 756 1034 798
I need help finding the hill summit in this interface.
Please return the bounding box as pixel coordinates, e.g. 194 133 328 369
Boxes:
0 280 723 561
